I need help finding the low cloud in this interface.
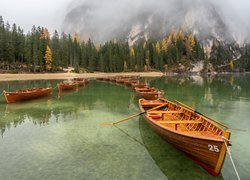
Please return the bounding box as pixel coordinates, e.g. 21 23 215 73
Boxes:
62 0 250 43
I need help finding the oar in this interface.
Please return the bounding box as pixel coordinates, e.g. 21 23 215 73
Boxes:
175 100 247 132
101 103 167 126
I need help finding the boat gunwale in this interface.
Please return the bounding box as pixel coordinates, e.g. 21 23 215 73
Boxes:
4 87 52 95
139 98 226 142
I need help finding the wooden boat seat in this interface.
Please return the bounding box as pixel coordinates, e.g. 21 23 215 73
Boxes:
148 111 182 114
157 120 201 124
141 103 163 106
157 120 202 130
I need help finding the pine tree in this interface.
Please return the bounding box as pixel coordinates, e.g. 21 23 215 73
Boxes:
25 33 32 71
0 16 4 64
51 30 60 71
61 32 69 68
4 22 14 70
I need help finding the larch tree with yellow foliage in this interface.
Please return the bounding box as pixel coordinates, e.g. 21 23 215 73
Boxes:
130 47 136 70
153 41 164 70
186 34 196 59
161 38 168 53
44 45 52 71
73 32 80 44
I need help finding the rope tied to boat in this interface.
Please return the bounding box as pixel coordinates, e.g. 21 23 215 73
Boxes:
222 136 241 180
53 85 58 90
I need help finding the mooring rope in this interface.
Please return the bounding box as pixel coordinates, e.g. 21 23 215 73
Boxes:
222 137 240 180
53 85 58 90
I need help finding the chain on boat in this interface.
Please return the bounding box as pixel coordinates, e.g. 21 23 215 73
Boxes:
222 136 241 180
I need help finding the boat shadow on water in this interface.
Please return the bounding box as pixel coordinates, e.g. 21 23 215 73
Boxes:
138 116 224 180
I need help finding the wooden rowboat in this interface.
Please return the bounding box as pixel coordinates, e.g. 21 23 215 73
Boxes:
138 98 231 176
135 87 164 100
115 78 126 83
3 87 52 104
73 77 84 81
73 78 89 86
108 77 116 81
57 82 78 92
131 81 149 89
123 79 132 86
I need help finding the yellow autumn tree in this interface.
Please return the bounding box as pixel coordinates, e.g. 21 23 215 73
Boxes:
229 60 234 70
155 42 161 54
178 30 185 41
173 31 178 44
44 45 52 70
161 38 168 53
130 47 135 58
166 35 172 47
73 32 80 44
186 34 195 55
41 28 50 40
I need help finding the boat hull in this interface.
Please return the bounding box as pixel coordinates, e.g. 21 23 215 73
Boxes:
58 83 78 91
135 88 164 100
4 88 52 104
145 117 224 176
139 98 230 176
137 92 161 100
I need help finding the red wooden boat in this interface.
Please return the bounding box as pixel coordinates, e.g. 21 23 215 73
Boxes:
73 78 89 86
131 81 149 89
135 87 164 100
107 77 114 81
139 98 231 176
57 82 78 92
123 79 132 86
96 77 104 81
3 87 52 104
73 77 84 81
115 78 126 83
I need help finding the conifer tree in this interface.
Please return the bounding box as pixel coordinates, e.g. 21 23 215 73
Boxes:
61 32 69 68
51 30 60 71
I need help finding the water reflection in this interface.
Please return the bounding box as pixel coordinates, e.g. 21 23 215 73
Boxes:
0 76 249 179
0 80 133 136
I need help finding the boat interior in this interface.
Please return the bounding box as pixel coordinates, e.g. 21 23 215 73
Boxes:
140 99 225 139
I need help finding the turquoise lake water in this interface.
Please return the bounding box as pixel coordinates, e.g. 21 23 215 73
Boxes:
0 74 249 180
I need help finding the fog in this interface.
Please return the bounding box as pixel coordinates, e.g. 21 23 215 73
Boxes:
1 0 250 43
62 0 250 43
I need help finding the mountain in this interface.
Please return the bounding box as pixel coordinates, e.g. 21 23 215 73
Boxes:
62 0 237 46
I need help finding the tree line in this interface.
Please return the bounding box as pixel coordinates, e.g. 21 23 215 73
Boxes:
0 16 222 73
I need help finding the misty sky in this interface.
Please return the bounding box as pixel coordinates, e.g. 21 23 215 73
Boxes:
1 0 250 41
0 0 71 32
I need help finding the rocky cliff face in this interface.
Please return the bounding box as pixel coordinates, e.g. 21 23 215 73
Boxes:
62 0 238 45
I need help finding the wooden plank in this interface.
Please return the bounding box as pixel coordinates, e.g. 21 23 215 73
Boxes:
147 110 182 114
157 120 201 130
157 120 202 124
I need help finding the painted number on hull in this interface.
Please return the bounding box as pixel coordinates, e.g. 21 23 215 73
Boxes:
208 145 220 152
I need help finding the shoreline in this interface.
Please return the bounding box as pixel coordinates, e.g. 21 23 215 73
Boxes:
0 72 164 81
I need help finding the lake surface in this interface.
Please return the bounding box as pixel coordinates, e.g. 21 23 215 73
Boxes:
0 74 249 180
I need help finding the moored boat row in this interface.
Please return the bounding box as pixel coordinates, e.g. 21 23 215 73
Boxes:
2 75 232 177
96 75 232 176
3 77 90 104
96 75 164 100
